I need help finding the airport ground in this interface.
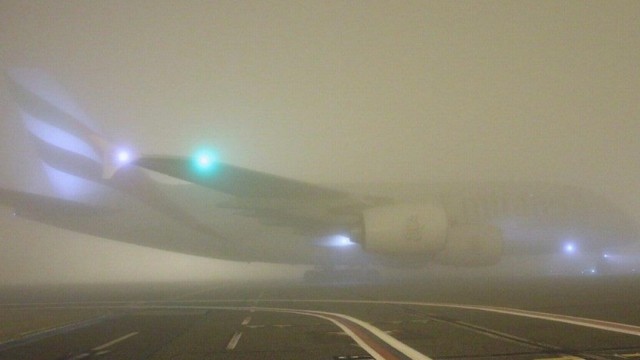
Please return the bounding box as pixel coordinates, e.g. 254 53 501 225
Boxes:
0 275 640 360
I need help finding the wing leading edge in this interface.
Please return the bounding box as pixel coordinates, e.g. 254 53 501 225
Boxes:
136 156 352 200
133 156 393 236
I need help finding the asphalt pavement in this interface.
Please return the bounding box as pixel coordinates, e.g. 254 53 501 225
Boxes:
1 275 639 359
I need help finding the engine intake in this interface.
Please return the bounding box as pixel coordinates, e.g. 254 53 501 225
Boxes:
353 204 503 267
434 224 503 266
358 204 448 256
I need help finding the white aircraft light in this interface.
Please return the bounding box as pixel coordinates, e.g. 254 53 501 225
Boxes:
563 242 576 255
318 235 356 248
117 150 130 163
334 235 353 247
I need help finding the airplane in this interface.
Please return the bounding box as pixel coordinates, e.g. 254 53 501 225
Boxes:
1 69 637 281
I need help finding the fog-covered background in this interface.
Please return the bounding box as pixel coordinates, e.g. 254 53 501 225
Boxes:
1 1 638 284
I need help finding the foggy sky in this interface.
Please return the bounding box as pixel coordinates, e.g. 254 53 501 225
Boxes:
0 1 639 284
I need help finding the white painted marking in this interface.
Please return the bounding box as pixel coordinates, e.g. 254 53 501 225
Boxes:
12 299 640 338
328 331 349 336
258 307 432 360
619 354 640 358
94 350 111 356
19 327 48 337
451 320 544 348
225 299 640 337
225 331 243 350
16 317 103 338
424 302 640 337
92 332 138 351
241 316 251 325
284 310 388 360
11 298 640 358
113 304 430 360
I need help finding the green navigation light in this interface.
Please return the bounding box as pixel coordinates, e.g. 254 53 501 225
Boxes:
191 149 217 174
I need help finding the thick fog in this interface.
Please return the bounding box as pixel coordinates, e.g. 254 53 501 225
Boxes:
0 1 639 284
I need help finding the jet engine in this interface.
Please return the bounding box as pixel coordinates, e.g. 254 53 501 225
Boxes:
356 204 448 255
352 204 503 266
433 224 503 266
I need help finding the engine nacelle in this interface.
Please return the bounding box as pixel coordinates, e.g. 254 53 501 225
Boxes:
359 204 448 256
434 224 503 267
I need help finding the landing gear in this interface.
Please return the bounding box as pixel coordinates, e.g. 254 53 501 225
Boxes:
303 266 381 284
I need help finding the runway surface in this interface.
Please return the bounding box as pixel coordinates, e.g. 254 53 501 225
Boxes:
1 275 640 359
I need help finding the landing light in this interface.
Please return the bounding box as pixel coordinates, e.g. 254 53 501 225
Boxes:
334 235 354 247
319 235 356 248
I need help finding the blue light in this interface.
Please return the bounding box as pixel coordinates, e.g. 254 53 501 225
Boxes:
334 235 354 247
318 235 356 248
116 150 130 163
563 242 576 254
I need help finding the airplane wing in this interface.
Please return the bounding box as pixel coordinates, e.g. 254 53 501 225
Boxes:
136 156 354 200
132 156 392 234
